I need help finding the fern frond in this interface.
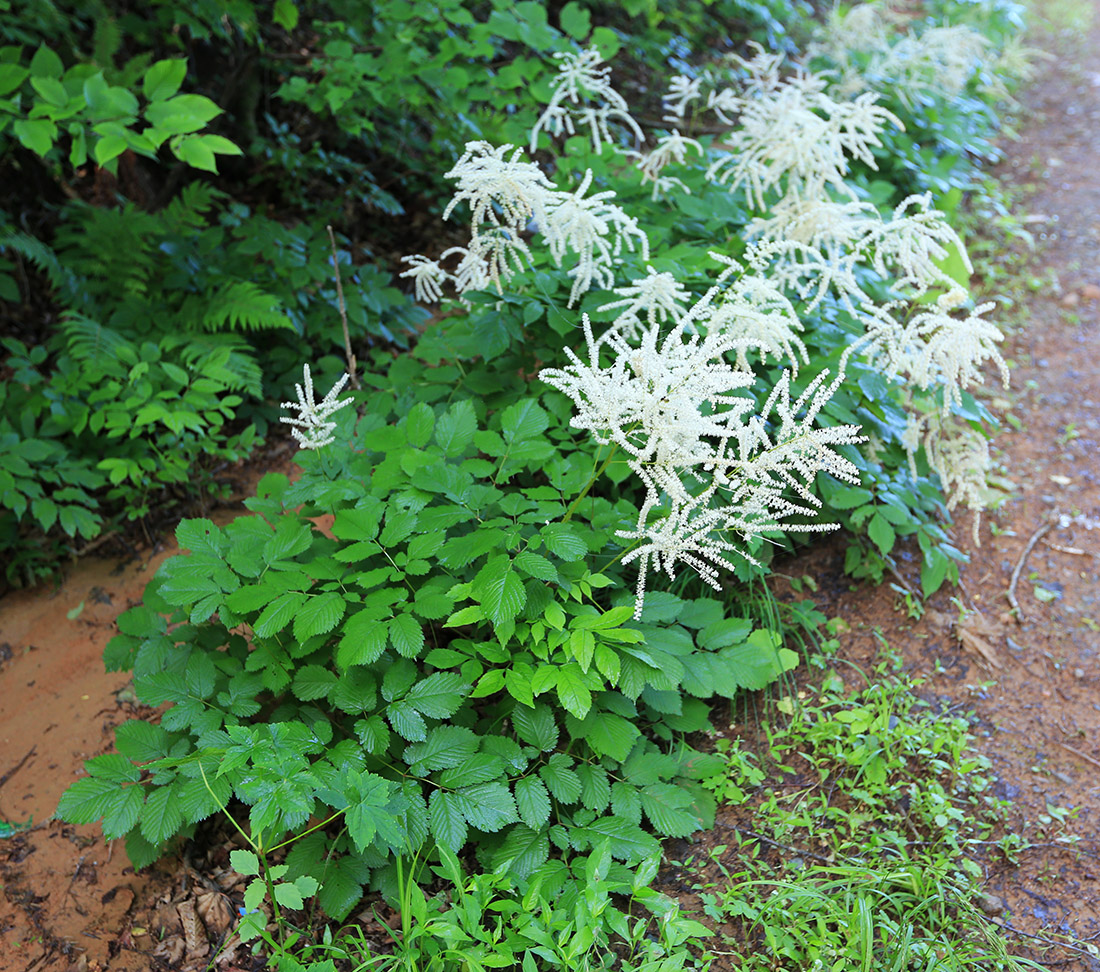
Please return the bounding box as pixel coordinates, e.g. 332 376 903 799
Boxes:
0 231 82 305
202 281 294 333
60 313 133 364
162 333 264 397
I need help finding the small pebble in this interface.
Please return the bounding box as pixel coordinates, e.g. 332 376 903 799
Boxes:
977 893 1005 916
1075 668 1086 679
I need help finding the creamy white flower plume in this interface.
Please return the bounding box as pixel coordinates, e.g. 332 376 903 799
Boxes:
280 364 353 450
541 169 649 306
443 141 557 239
529 46 643 154
399 255 449 303
598 267 693 339
632 130 703 198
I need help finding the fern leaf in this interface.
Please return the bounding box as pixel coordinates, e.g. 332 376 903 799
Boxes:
202 281 294 333
60 313 133 365
0 231 82 305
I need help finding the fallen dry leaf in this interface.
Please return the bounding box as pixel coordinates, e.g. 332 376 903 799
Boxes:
955 610 1003 668
196 889 236 938
177 898 210 959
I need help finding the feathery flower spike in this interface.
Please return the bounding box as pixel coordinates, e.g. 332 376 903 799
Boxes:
280 364 353 450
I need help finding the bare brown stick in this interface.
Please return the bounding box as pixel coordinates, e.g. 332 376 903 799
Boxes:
1006 518 1055 624
0 746 35 790
1041 539 1088 556
1057 741 1100 771
74 529 120 558
326 225 359 391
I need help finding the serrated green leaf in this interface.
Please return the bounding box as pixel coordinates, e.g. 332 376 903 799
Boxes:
456 782 517 832
140 785 184 844
493 824 549 879
473 555 526 626
254 591 307 638
387 701 427 741
539 754 581 804
577 765 611 812
337 610 389 667
293 592 346 641
514 776 551 828
512 703 558 751
405 402 435 448
501 399 548 444
388 613 425 658
57 778 123 826
291 664 337 701
102 785 144 840
868 512 896 556
429 790 467 851
405 672 468 718
582 817 660 863
274 882 305 909
113 721 170 762
514 550 557 581
434 399 477 457
555 663 592 719
405 726 479 773
143 58 187 101
641 783 702 838
438 754 504 788
540 523 586 561
231 849 261 876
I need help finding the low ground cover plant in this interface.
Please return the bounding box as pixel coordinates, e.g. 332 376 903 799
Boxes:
51 0 1042 967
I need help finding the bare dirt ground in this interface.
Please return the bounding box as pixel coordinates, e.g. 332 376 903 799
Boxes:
2 9 1099 972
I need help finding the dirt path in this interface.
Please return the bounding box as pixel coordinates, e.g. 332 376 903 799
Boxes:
792 8 1100 964
1 10 1099 972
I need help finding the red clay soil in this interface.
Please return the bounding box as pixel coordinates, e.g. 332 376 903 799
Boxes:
3 9 1100 972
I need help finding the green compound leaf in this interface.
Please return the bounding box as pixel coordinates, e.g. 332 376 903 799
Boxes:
434 399 477 457
512 703 558 752
140 784 184 845
405 726 479 773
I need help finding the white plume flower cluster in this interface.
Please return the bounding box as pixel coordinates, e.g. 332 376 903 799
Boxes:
542 169 650 306
706 83 902 208
529 46 644 154
868 301 1009 413
280 364 353 450
597 266 693 340
628 130 704 200
808 4 1022 109
405 142 647 307
541 263 864 615
903 409 992 544
746 192 973 310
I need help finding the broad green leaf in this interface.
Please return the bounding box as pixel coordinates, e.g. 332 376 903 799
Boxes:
144 93 222 135
539 523 586 561
405 672 468 718
868 512 896 556
143 59 187 101
291 664 337 701
102 785 144 840
231 849 261 876
405 401 435 448
274 882 305 910
140 785 184 844
386 701 426 741
338 610 389 667
512 703 558 751
405 726 479 773
582 817 660 863
263 518 312 563
434 399 477 457
388 613 425 658
514 550 557 581
57 777 122 824
577 765 611 812
254 591 307 638
555 663 592 719
514 776 551 828
438 754 504 788
429 790 467 852
456 782 517 832
501 399 548 444
559 1 591 39
640 783 702 838
473 555 526 626
539 754 581 804
293 592 346 641
492 824 549 879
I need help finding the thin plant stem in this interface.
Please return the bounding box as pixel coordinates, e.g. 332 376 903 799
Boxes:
326 224 360 391
562 443 619 522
